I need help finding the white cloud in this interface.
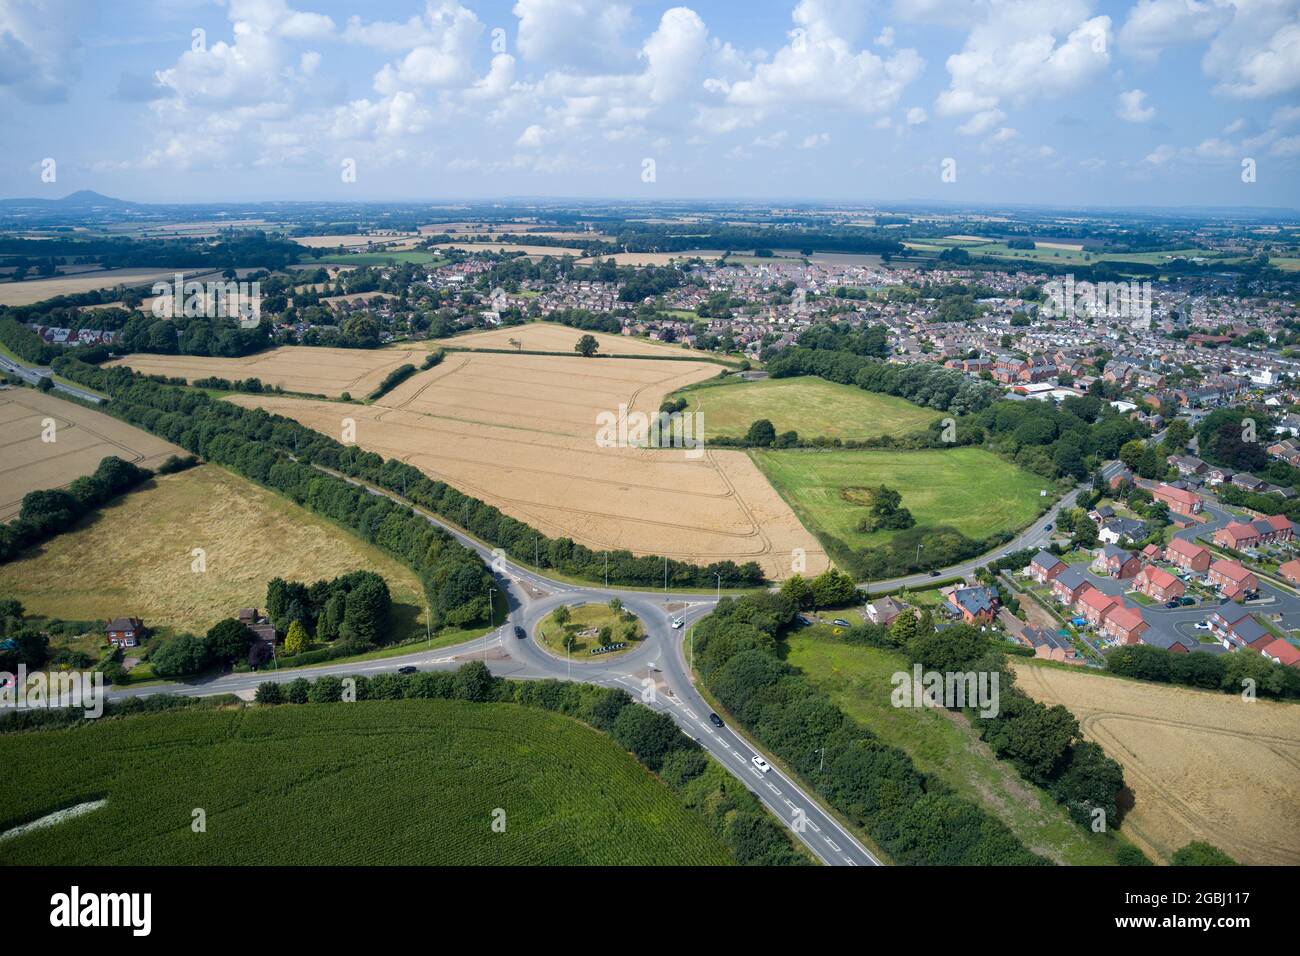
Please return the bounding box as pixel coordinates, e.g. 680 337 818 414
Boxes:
936 4 1111 118
905 105 927 125
1205 6 1300 99
1117 88 1155 122
0 0 84 103
1145 143 1177 164
958 108 1005 135
799 131 831 148
513 0 636 72
1117 0 1227 59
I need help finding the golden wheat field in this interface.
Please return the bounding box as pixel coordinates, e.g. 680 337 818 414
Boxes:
1014 661 1300 865
433 322 691 357
0 465 427 633
0 389 183 521
228 350 826 580
107 346 427 397
0 268 212 306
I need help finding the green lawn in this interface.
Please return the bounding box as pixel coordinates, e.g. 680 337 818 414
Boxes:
677 375 939 442
782 629 1123 865
536 602 645 658
753 447 1052 549
0 700 733 865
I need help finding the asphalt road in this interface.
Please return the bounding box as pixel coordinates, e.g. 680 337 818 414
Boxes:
99 473 1086 867
0 354 103 404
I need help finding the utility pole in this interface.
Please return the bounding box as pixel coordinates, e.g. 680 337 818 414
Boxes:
715 571 721 602
604 551 609 588
663 555 668 592
426 602 432 648
485 586 496 660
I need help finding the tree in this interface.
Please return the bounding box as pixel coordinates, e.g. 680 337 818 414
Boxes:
254 681 284 704
552 605 571 626
1118 439 1146 471
1171 841 1238 866
150 634 211 678
284 620 310 655
810 568 858 608
205 618 255 666
611 704 688 771
608 597 623 614
453 660 495 702
1074 513 1099 548
780 574 813 609
746 419 776 446
575 334 599 357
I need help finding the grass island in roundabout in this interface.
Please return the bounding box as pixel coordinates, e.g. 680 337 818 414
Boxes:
535 600 646 661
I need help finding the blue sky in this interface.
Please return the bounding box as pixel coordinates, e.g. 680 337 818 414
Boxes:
1 0 1298 207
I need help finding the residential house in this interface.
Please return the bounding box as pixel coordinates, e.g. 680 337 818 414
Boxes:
1209 607 1272 651
1279 559 1300 587
1093 544 1140 579
1100 460 1133 490
1142 543 1164 562
1136 565 1185 603
1152 483 1203 516
1077 587 1123 627
1261 637 1300 669
237 607 278 646
1052 567 1092 605
106 617 145 648
1207 559 1258 601
1101 605 1149 645
945 586 999 625
1166 537 1212 573
1028 550 1066 584
1215 521 1261 550
1022 626 1082 665
865 596 909 627
1099 516 1149 545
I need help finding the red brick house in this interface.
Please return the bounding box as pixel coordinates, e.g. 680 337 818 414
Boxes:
1261 637 1300 669
1028 550 1066 584
1215 521 1261 550
1166 537 1212 573
106 617 146 648
1207 559 1258 601
1152 483 1203 516
1209 607 1271 650
1136 565 1185 603
1101 605 1149 645
1052 568 1092 605
1279 559 1300 587
1077 587 1123 627
1093 544 1140 579
1141 543 1164 562
1263 513 1295 541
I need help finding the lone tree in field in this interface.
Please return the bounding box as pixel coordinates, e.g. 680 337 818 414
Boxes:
746 418 776 446
575 334 599 357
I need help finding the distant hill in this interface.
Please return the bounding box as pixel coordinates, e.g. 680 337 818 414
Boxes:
0 190 137 209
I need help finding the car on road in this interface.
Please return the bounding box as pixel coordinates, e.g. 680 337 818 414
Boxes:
709 712 724 728
513 625 527 639
832 618 850 627
1194 621 1212 631
1165 600 1181 608
671 617 685 629
1180 597 1195 606
1043 523 1053 532
751 755 771 773
397 665 418 675
929 570 940 577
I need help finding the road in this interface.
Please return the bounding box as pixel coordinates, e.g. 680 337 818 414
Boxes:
0 353 103 404
98 474 1085 867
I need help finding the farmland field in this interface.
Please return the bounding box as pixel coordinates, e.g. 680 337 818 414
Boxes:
1015 661 1300 865
784 629 1122 865
107 345 427 398
433 320 694 357
228 349 826 579
753 447 1051 549
0 389 182 521
314 251 447 266
0 700 734 865
0 464 428 635
674 375 938 441
430 242 587 257
0 268 213 306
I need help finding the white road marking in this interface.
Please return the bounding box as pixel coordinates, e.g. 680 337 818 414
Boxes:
825 839 841 852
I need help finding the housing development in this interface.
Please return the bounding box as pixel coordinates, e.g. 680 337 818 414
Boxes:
0 0 1293 930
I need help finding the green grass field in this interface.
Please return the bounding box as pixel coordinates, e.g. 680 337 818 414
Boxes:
677 375 939 441
781 629 1121 865
536 602 645 658
753 447 1051 549
0 700 734 865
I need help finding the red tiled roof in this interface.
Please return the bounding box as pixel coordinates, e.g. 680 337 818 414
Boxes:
1262 638 1300 667
1210 559 1253 583
1167 537 1209 559
1140 565 1180 591
1079 588 1121 612
1106 606 1147 633
1155 484 1199 506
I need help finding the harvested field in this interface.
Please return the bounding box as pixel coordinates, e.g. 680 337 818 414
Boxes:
291 234 407 248
433 321 692 357
107 346 426 398
429 242 587 257
0 268 212 306
576 251 725 266
1015 661 1300 865
0 464 428 634
229 350 826 579
0 389 182 521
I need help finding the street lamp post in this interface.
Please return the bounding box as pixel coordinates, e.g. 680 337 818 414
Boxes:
485 587 496 660
604 551 609 588
715 572 721 602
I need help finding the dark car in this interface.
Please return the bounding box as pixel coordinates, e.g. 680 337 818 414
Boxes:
1180 597 1195 606
1043 523 1053 532
929 570 941 577
513 625 527 640
708 712 724 728
1166 600 1181 608
397 665 418 675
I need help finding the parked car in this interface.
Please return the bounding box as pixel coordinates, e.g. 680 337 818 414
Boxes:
751 755 771 773
397 665 418 675
708 712 724 728
832 619 850 627
1194 621 1212 631
1165 600 1181 608
1180 597 1195 606
513 625 526 640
